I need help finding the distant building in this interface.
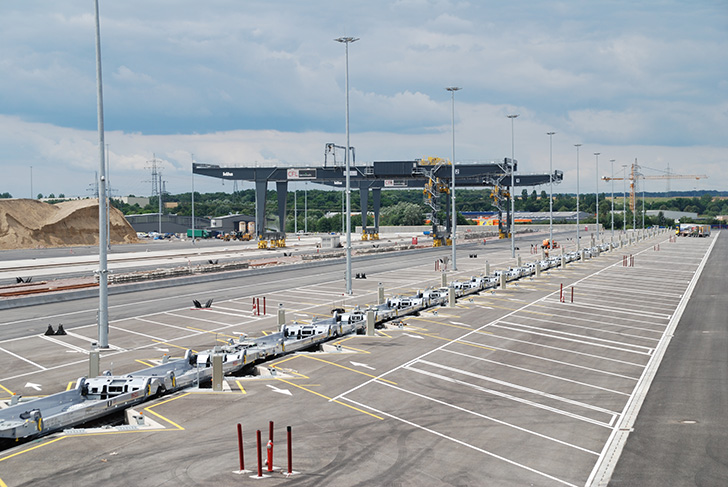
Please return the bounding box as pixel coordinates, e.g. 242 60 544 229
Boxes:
125 213 210 234
113 196 150 207
210 214 256 234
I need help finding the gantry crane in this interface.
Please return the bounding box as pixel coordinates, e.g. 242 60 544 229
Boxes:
601 159 707 211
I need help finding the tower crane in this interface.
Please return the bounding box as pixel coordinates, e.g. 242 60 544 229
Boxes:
601 159 707 211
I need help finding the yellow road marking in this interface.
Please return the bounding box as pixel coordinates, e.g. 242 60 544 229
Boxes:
0 476 6 487
270 355 300 367
135 359 154 368
339 345 371 354
261 331 269 336
302 355 397 385
66 381 75 391
143 393 190 430
377 330 392 338
235 380 247 394
0 383 13 395
276 378 383 421
152 340 197 354
0 436 66 463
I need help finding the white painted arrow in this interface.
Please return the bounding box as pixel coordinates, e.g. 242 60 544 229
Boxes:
350 361 375 370
267 384 292 396
403 333 424 340
25 382 42 391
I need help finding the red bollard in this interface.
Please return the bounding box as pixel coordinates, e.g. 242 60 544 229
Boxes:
237 423 245 472
266 440 274 472
263 297 267 315
256 430 263 477
559 283 564 303
571 286 574 303
287 426 293 475
256 297 260 316
252 297 256 313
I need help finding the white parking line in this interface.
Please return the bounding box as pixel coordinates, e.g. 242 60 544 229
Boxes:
512 315 661 341
0 346 47 370
531 303 667 327
498 320 655 352
463 333 645 367
441 348 630 396
413 360 619 419
39 334 90 354
489 323 652 355
343 396 582 487
381 379 601 453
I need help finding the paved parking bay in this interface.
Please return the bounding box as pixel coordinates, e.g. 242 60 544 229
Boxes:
0 230 717 486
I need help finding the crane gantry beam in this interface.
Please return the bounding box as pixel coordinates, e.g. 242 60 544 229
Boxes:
601 159 707 211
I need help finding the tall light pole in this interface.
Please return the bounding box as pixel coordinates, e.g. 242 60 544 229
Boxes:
610 159 615 238
574 144 582 250
94 0 109 348
334 36 358 295
507 114 519 258
594 152 600 241
622 164 627 231
191 154 195 244
547 132 556 249
446 87 461 270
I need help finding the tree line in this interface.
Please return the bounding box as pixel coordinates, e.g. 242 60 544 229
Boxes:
106 188 728 232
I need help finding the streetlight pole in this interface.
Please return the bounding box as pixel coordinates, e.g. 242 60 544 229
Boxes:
446 87 461 270
594 152 600 241
547 132 556 249
335 36 358 295
610 159 615 238
622 165 627 232
574 144 582 251
94 0 109 348
507 114 519 258
191 154 195 244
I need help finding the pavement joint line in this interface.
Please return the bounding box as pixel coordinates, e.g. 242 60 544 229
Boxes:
301 355 397 384
507 315 662 341
586 232 720 487
414 359 621 418
496 320 656 352
342 395 582 487
374 376 604 455
275 378 384 421
440 348 631 396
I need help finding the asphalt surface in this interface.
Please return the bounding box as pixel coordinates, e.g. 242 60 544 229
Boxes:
0 229 717 487
609 232 728 486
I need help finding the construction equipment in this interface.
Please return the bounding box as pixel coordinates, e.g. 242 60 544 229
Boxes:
602 159 707 212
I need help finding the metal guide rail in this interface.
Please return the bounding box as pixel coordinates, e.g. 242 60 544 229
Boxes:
0 245 607 441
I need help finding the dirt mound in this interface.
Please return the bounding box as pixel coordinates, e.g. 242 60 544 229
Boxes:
0 199 139 249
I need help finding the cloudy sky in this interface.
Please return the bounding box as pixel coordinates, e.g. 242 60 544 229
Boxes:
1 0 726 199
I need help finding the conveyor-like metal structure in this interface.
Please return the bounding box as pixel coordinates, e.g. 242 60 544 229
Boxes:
193 157 563 247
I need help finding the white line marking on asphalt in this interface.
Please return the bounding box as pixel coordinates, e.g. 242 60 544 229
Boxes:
342 397 582 487
512 315 661 341
0 346 47 370
39 334 90 354
440 349 630 396
497 320 655 352
413 359 619 418
449 321 471 327
449 340 640 380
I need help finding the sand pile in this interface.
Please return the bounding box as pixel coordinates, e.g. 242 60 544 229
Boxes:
0 199 139 250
